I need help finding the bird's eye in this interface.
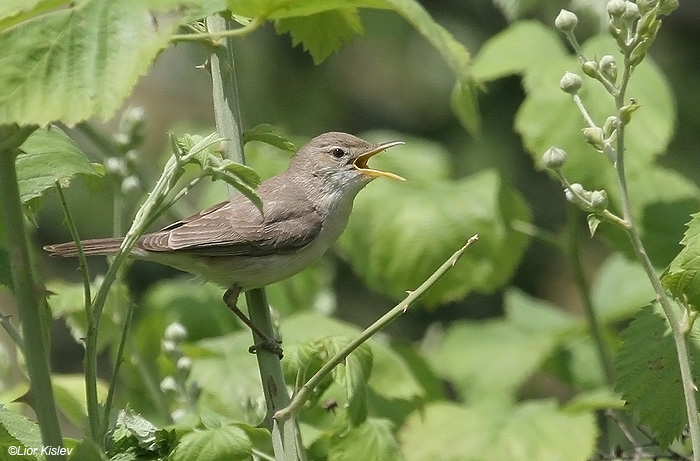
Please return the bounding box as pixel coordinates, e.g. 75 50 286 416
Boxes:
331 147 346 158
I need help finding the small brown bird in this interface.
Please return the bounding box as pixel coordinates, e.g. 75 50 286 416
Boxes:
45 132 403 347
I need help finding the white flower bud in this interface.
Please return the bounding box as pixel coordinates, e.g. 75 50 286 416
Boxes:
164 322 188 342
560 72 583 94
542 147 568 170
555 9 579 31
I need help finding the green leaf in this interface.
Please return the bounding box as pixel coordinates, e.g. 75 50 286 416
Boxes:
339 136 531 305
328 338 373 426
614 303 700 447
170 425 252 461
243 124 296 153
0 406 42 455
107 409 178 458
662 212 700 309
52 374 108 428
276 8 364 64
46 280 129 354
0 0 214 125
430 319 558 403
328 418 401 461
474 22 675 189
17 126 100 211
504 288 582 334
227 0 390 19
592 253 656 323
400 400 596 461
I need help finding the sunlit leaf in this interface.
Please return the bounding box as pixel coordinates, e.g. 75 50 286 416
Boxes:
662 212 700 310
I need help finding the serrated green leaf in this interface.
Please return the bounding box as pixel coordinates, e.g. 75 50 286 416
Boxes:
339 144 531 305
0 406 42 453
614 303 700 447
17 127 99 211
276 8 364 64
243 124 296 153
400 400 596 461
431 319 558 403
661 213 700 309
328 338 372 426
328 418 401 461
281 313 424 402
0 0 213 125
227 0 390 19
170 425 252 461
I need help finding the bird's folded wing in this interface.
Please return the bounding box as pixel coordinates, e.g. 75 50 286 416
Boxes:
139 192 323 256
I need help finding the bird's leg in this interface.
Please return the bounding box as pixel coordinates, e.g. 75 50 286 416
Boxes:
223 286 283 358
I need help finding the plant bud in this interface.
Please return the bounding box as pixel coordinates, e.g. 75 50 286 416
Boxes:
104 157 126 177
555 9 578 32
599 55 618 82
622 1 640 22
582 127 605 151
602 116 618 138
607 0 627 17
121 175 140 195
590 190 609 211
581 61 598 78
176 356 192 376
542 147 568 170
565 183 587 205
560 72 583 94
619 100 640 124
164 322 188 343
160 376 178 394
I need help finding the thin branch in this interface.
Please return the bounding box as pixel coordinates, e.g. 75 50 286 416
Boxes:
274 235 479 422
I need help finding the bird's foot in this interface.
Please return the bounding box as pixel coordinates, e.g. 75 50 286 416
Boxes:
223 286 284 359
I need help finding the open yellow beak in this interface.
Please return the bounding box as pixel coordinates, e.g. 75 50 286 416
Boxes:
353 141 405 181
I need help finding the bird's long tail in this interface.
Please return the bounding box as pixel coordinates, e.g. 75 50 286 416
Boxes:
44 237 125 257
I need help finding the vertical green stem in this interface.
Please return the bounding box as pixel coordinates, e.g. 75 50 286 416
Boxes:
205 13 297 457
0 131 65 460
613 54 700 458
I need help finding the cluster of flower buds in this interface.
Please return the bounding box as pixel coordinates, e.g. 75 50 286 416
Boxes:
160 322 201 422
104 106 145 196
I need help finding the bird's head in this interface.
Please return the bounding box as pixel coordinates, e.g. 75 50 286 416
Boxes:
290 132 404 193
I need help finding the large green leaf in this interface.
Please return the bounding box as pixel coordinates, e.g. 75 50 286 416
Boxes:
614 303 700 447
662 212 700 309
0 0 221 125
328 418 402 461
275 8 364 65
591 253 656 323
17 126 100 211
339 134 531 306
473 21 675 189
400 400 596 461
0 406 42 458
170 425 252 461
227 0 389 19
430 318 558 404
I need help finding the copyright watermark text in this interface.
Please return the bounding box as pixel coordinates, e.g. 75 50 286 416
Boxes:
7 446 74 456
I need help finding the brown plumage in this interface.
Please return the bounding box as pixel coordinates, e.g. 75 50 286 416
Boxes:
44 132 403 291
